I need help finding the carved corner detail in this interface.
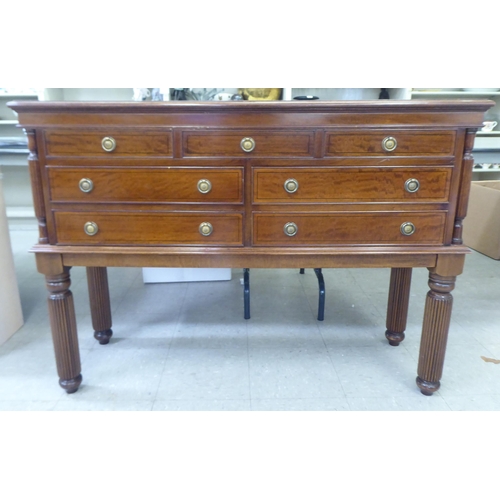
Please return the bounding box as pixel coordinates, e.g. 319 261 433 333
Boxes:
24 129 48 244
452 128 478 245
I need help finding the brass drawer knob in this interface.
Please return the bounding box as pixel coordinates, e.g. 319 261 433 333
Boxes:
382 136 397 152
284 222 298 237
240 137 256 153
84 221 99 236
197 179 212 194
101 136 116 152
405 178 420 193
284 178 299 194
199 222 213 236
79 178 94 193
400 222 415 236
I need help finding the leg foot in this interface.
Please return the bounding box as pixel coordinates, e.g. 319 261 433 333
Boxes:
385 331 404 347
416 376 439 396
94 328 113 345
59 374 83 394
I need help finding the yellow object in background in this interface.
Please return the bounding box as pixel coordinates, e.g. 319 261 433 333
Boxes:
239 88 282 100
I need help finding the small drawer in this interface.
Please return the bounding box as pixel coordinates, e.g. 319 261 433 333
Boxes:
183 130 314 157
53 212 243 245
45 130 172 156
253 212 446 246
325 130 456 156
253 167 451 203
48 167 243 203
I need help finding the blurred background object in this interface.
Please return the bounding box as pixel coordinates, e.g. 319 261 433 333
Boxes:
238 88 282 100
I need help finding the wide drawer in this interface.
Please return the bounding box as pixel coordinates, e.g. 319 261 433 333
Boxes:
48 167 243 203
53 212 243 245
183 130 314 157
253 167 451 203
253 212 446 245
44 130 173 156
325 130 456 156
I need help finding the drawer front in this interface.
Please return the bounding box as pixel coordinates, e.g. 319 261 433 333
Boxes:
54 212 243 245
183 131 314 157
325 131 456 156
48 167 243 203
253 213 446 246
45 130 172 156
253 168 451 203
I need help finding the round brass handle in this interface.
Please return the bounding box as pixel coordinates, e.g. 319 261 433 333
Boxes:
405 178 420 193
283 222 298 237
199 222 213 236
240 137 256 153
197 179 212 194
84 221 99 236
101 136 116 152
382 136 397 152
284 178 299 194
79 178 94 193
400 222 416 236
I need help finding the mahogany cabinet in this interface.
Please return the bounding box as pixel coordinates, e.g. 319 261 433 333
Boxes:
7 99 493 396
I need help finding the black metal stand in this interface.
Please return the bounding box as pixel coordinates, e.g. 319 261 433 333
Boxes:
313 268 325 321
243 268 250 319
244 268 325 321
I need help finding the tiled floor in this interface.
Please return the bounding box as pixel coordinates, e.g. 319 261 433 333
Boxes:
1 224 500 411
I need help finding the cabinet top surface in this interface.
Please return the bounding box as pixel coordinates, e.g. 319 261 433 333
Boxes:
7 99 495 114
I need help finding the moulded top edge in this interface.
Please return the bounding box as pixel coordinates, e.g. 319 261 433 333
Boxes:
6 99 496 114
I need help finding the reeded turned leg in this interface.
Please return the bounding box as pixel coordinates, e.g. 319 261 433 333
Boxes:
45 268 82 394
416 273 456 396
385 268 412 346
87 267 113 344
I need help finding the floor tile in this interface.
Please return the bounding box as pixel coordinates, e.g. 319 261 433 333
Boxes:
73 340 169 400
249 347 344 399
0 400 59 411
0 345 84 401
172 322 248 350
442 395 500 411
153 399 251 411
430 343 500 397
251 397 350 411
347 395 450 411
156 347 250 401
53 399 154 411
327 345 421 397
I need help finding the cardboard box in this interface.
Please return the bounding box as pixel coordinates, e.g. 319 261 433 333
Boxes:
142 267 231 283
463 180 500 259
0 173 24 345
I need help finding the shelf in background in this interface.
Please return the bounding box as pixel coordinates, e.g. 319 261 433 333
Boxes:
412 90 500 97
0 93 38 98
0 120 18 125
5 206 35 219
0 149 29 154
477 131 500 136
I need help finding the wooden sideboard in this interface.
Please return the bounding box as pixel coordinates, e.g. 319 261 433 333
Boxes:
8 99 493 396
